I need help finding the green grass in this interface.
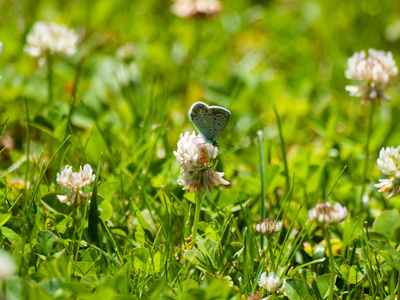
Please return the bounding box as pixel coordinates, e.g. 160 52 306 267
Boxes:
1 0 400 299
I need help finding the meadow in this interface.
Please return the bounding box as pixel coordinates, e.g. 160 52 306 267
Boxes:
1 0 400 299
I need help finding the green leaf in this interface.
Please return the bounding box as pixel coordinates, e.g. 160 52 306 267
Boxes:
179 289 205 300
288 258 326 276
98 181 120 201
135 224 145 245
311 274 331 299
98 198 113 221
183 249 208 268
340 265 364 284
5 278 24 300
62 282 92 297
285 278 310 300
41 193 72 215
132 247 150 272
333 255 349 279
196 238 220 270
342 214 367 251
214 189 249 209
368 240 400 270
0 212 11 226
36 230 58 257
131 201 153 240
1 226 21 243
204 278 231 300
180 279 199 291
74 261 97 277
373 210 400 240
38 278 65 296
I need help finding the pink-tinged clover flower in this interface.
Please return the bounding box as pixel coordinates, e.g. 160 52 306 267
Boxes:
256 218 282 237
174 131 229 193
171 0 222 18
345 49 398 103
375 146 400 198
308 202 347 227
56 164 95 205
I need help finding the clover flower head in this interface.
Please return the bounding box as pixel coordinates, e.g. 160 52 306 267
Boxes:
375 146 400 198
258 272 286 294
56 164 95 205
256 218 282 237
345 49 398 103
171 0 222 18
24 21 79 58
308 202 347 226
174 131 229 193
376 146 400 177
0 250 16 280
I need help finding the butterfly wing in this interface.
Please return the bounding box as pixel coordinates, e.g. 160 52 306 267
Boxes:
209 106 231 141
189 102 231 145
189 102 215 143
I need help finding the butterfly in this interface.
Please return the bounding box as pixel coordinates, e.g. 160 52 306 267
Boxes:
188 102 231 147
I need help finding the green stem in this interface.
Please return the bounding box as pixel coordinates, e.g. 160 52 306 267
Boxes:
192 192 204 244
325 227 336 300
47 52 53 105
73 194 90 274
267 237 276 272
1 280 5 299
258 130 266 220
258 130 266 250
359 101 375 211
70 194 79 260
273 105 290 193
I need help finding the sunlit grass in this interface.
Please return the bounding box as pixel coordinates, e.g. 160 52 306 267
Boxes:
1 0 400 299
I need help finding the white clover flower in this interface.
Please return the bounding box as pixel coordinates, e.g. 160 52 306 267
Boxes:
174 131 229 193
56 164 95 205
256 218 282 237
24 21 79 58
308 202 347 226
259 272 285 294
345 49 398 103
79 164 96 187
375 178 400 198
116 43 136 63
0 251 16 280
376 146 400 177
171 0 222 18
375 146 400 198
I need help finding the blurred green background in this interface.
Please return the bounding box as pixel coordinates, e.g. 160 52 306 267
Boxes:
1 0 400 219
2 0 400 298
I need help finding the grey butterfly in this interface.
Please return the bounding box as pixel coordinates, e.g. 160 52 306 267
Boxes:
188 102 231 147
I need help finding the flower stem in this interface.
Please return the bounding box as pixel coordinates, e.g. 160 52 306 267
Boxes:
192 192 204 244
47 52 54 105
359 101 375 211
267 237 276 272
258 130 266 250
325 227 336 300
258 131 266 220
